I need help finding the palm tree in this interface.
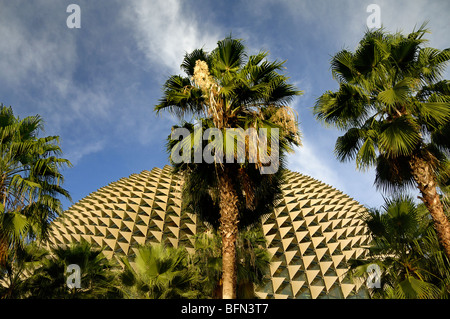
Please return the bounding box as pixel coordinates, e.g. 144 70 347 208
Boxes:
191 226 270 299
119 243 201 299
349 195 450 298
25 240 121 299
155 37 302 298
0 242 46 298
313 24 450 258
0 105 71 265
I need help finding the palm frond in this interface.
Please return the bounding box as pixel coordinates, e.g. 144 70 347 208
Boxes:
211 37 247 75
378 116 421 157
181 48 211 77
374 153 415 193
331 50 356 83
314 84 370 129
377 78 412 107
334 127 364 162
396 276 441 299
416 48 450 84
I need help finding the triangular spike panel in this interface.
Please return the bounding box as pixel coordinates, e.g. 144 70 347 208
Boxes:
44 166 370 299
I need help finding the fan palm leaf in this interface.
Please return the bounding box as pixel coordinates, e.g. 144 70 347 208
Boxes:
0 105 71 261
120 243 200 299
349 195 449 298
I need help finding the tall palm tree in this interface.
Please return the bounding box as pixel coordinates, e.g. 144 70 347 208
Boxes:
0 105 71 265
155 37 302 298
119 243 201 299
349 195 450 298
313 24 450 258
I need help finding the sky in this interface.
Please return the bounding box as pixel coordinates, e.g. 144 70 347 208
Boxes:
0 0 449 211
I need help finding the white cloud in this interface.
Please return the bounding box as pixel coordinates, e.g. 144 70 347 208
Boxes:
122 0 221 74
287 140 385 208
0 2 120 164
275 0 449 51
64 139 106 166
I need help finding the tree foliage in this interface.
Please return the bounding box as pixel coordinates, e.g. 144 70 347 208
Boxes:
1 241 121 299
156 37 302 298
314 23 450 188
0 105 71 265
157 37 302 229
313 23 450 258
119 243 201 299
350 195 450 299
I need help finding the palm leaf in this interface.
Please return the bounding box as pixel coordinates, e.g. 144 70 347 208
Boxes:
211 37 247 74
396 276 441 299
374 154 415 192
431 121 450 150
334 127 364 162
1 211 29 242
355 137 377 170
181 48 211 77
416 47 450 84
314 84 370 129
331 50 356 83
377 78 412 107
378 116 420 157
415 101 450 126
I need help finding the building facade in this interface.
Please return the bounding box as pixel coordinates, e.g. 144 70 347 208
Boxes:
46 166 370 298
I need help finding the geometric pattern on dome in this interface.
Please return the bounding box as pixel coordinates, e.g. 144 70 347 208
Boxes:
46 166 370 299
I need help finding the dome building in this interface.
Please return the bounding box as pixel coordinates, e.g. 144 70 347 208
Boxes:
46 166 370 299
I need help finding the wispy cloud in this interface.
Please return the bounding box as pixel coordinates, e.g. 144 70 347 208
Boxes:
0 1 128 165
64 139 106 166
122 0 221 74
0 2 77 90
2 0 447 208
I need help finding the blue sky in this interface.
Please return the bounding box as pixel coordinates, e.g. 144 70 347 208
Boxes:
0 0 449 211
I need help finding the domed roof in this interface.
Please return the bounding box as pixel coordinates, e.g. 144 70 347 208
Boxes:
46 166 370 299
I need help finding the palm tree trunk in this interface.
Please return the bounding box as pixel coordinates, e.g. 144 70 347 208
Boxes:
218 168 239 299
410 155 450 259
0 235 7 267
